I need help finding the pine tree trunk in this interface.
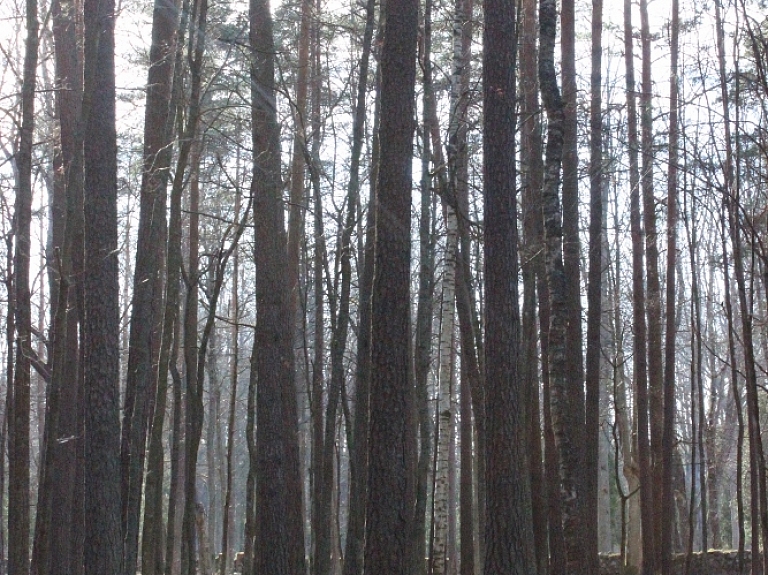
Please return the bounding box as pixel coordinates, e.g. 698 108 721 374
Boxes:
9 1 38 573
82 0 122 572
121 3 177 572
364 0 419 568
250 0 308 568
39 2 83 573
638 2 663 565
483 0 535 572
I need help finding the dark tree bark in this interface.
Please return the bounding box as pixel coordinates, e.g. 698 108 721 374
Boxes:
722 12 768 573
483 0 535 572
638 1 663 564
623 1 654 572
46 3 84 574
174 5 210 573
560 2 587 566
9 1 38 573
343 172 376 575
142 2 192 571
414 1 436 572
3 234 14 575
180 137 202 575
341 1 378 572
519 0 546 570
120 2 177 573
459 351 474 575
660 1 679 572
249 0 308 569
364 0 419 568
82 0 123 573
584 0 603 572
718 5 745 569
286 0 311 327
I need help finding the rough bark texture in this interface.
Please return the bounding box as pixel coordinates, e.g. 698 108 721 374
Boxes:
82 0 123 574
250 0 308 570
483 0 536 572
364 0 419 569
120 2 177 573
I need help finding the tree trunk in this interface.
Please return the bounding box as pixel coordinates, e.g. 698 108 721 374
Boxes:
341 0 377 569
560 0 587 565
220 182 242 575
46 3 84 574
660 1 679 572
120 1 177 572
623 1 654 571
82 0 123 572
539 0 583 572
584 0 603 570
638 1 663 565
250 0 308 569
180 135 203 575
431 5 460 560
414 3 436 569
483 0 535 572
519 0 545 570
10 1 38 573
364 0 419 567
459 349 474 575
141 4 192 574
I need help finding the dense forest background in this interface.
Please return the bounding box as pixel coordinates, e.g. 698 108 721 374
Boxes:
2 0 768 574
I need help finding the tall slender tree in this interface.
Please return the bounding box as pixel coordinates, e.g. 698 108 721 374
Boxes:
46 3 84 574
584 0 603 571
660 1 679 572
121 4 177 574
341 0 378 571
623 0 654 571
10 0 38 573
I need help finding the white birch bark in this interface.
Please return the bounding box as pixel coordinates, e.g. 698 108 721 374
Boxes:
432 205 458 575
